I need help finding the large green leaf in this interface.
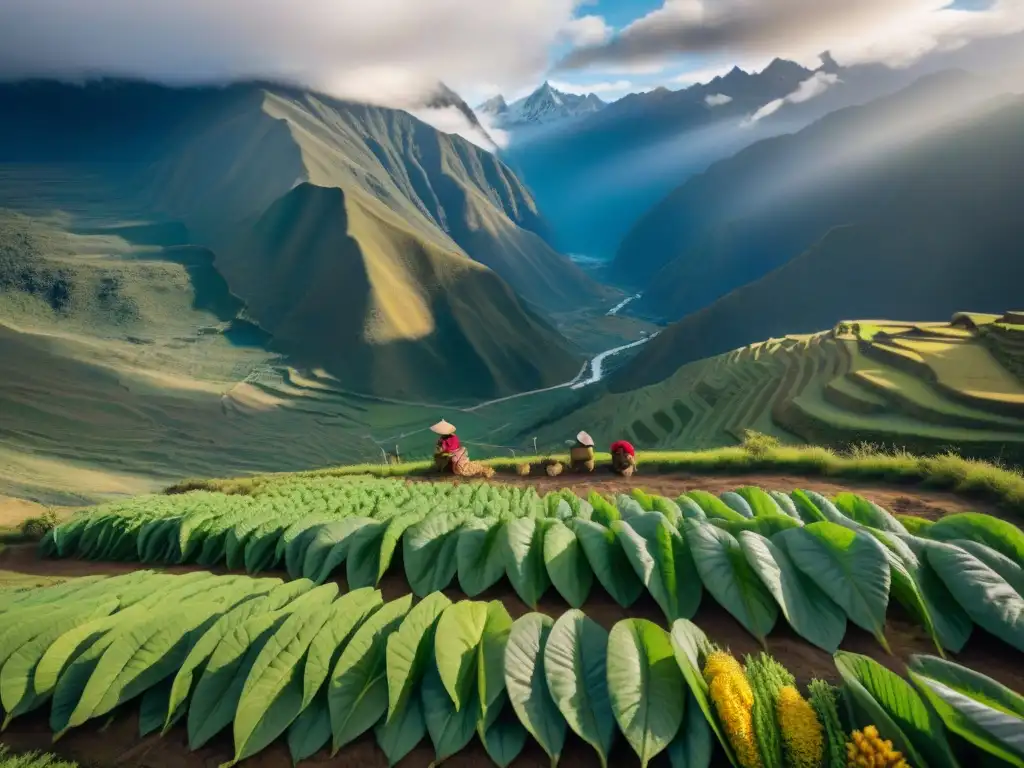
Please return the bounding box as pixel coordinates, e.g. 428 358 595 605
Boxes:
684 491 747 522
789 490 829 524
375 694 426 766
301 588 383 709
719 492 754 518
477 601 514 729
925 540 1024 653
479 704 528 768
869 531 945 656
909 655 1024 768
891 535 974 654
0 600 117 726
505 517 552 609
615 514 702 623
607 619 685 768
404 512 462 597
231 597 336 768
734 487 783 518
573 519 645 608
187 610 291 749
949 539 1024 596
738 531 846 652
543 520 594 608
376 508 429 584
302 519 374 582
67 601 224 731
834 651 957 768
543 610 615 768
456 518 508 597
668 688 714 768
327 595 413 753
925 513 1024 566
343 521 388 589
833 493 907 534
422 663 480 764
164 581 314 734
505 613 567 766
669 620 738 767
385 592 450 721
287 691 331 764
434 600 489 712
776 522 892 651
686 522 777 644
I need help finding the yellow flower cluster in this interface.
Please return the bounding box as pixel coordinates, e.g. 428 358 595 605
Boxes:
704 651 762 768
846 725 909 768
777 686 824 768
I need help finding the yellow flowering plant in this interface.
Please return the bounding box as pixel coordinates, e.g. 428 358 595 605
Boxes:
846 725 910 768
703 649 762 768
777 686 824 768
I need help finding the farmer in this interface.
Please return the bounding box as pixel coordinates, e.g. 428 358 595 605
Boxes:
569 431 596 473
431 420 495 479
610 439 636 477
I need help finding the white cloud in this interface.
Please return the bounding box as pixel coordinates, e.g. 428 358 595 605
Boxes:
549 78 635 95
748 71 840 122
705 92 733 106
559 0 1024 73
560 14 613 47
0 0 587 106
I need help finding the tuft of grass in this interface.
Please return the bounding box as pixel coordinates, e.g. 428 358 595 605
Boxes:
163 440 1024 518
0 746 78 768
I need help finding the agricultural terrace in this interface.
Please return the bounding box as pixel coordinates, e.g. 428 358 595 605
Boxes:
531 313 1024 464
0 472 1022 768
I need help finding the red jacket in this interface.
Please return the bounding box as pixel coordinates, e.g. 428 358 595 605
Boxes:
610 440 635 457
438 435 461 454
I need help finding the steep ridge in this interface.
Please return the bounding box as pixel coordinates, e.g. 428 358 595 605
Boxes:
218 182 582 400
149 85 606 312
613 87 1024 391
616 71 1006 309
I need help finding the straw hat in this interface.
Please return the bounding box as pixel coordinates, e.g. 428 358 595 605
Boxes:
430 419 457 436
576 431 594 447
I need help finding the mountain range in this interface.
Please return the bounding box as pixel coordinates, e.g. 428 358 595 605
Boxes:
477 82 606 129
611 73 1024 390
0 79 605 400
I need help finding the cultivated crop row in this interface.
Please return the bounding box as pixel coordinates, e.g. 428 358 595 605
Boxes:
1 572 1020 767
41 480 1024 656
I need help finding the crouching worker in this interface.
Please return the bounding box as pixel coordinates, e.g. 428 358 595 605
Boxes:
569 431 596 473
431 420 495 479
610 439 636 477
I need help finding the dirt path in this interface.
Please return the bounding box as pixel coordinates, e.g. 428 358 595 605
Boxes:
422 471 1010 521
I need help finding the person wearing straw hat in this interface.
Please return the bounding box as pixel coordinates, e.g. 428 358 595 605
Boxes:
569 431 596 473
431 420 495 479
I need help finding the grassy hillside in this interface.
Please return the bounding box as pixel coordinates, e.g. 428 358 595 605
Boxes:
531 313 1024 464
616 71 1018 318
218 182 581 399
144 84 607 313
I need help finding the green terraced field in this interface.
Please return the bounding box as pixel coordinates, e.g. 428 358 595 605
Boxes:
531 313 1024 463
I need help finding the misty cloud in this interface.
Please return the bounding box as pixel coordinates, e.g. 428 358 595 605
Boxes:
748 71 840 122
705 92 733 106
558 0 1024 73
0 0 587 105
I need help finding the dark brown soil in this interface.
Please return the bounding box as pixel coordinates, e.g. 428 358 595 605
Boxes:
2 465 1022 768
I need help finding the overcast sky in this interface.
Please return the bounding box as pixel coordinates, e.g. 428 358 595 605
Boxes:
1 0 1022 106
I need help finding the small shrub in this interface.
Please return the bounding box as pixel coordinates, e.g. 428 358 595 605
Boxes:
19 508 60 540
742 430 780 456
516 463 531 477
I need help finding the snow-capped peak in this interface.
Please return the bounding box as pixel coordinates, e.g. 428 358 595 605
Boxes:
476 82 606 129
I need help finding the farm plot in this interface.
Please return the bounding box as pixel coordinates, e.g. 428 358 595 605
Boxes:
1 568 1021 768
37 478 1024 661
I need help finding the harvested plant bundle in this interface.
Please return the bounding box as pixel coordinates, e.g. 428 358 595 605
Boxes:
808 679 847 768
776 686 823 768
744 652 794 768
846 725 909 768
703 649 762 768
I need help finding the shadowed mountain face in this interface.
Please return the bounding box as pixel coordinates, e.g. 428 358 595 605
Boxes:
612 90 1024 391
0 79 593 401
220 183 581 400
